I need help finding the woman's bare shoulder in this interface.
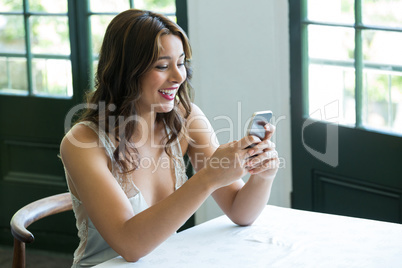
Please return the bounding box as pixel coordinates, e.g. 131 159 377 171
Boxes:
60 123 110 185
60 122 103 157
177 102 204 119
186 103 210 129
63 122 98 143
189 102 204 116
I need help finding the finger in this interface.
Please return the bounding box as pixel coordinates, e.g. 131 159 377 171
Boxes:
248 158 279 174
248 154 279 171
264 123 276 140
246 140 276 159
237 135 261 150
245 150 278 168
251 140 276 152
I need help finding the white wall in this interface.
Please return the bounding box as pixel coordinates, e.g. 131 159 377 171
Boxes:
187 0 292 224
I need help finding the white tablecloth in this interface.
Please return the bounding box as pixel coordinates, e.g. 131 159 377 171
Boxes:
95 205 402 268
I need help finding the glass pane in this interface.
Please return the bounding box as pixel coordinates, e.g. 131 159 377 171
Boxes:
0 57 28 95
32 58 73 97
29 0 68 13
308 25 355 61
363 0 402 28
307 0 354 24
89 0 130 13
91 15 115 56
0 15 26 53
363 69 402 134
167 15 177 23
136 0 176 14
309 64 356 125
0 1 23 12
363 30 402 66
30 16 70 55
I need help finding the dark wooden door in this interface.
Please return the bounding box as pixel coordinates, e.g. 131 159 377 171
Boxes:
289 0 402 224
0 96 79 251
0 0 87 252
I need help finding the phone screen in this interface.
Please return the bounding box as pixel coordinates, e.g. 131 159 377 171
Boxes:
247 111 273 140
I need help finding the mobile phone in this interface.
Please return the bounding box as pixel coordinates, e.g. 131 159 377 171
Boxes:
246 111 273 140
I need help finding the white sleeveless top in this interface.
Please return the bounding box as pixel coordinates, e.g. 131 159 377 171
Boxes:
65 121 188 267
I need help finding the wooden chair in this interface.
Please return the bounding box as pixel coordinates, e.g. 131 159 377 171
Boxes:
10 192 73 268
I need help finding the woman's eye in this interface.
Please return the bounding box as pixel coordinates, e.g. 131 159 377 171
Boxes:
178 63 185 67
155 65 168 70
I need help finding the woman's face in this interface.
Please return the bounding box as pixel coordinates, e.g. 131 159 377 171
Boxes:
138 34 187 115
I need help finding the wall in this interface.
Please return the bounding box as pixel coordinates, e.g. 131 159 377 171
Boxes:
187 0 292 224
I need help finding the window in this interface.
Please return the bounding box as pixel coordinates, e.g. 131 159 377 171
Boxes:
0 0 179 98
302 0 402 135
0 1 71 97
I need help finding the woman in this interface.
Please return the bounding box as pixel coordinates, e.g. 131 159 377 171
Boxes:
60 9 278 267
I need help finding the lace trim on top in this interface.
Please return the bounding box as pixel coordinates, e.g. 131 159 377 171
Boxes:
70 193 88 265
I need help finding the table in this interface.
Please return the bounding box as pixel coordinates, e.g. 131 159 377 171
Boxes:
95 205 402 268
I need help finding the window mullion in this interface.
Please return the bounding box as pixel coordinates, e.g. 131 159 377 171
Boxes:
68 0 91 102
176 0 188 34
355 0 363 127
301 0 309 117
23 0 33 96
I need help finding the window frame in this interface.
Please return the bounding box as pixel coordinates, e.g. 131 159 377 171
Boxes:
299 0 402 136
0 1 71 98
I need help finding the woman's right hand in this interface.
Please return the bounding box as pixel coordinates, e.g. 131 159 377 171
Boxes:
204 135 260 189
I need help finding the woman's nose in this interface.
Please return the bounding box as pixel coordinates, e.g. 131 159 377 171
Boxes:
170 65 186 84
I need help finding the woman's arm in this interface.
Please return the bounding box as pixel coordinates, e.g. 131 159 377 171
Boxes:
60 123 253 262
186 104 279 226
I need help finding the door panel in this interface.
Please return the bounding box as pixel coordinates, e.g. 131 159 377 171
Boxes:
2 140 64 185
291 118 402 223
313 171 402 223
0 96 77 252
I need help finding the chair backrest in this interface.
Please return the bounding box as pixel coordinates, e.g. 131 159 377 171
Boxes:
10 192 73 268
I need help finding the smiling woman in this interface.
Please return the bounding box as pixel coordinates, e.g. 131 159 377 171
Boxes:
60 8 279 267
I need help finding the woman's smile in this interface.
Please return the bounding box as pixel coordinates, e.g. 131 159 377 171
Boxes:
158 87 178 101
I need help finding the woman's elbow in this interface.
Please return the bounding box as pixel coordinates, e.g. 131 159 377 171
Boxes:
119 244 156 263
118 245 148 263
232 217 256 227
235 221 254 227
120 251 142 263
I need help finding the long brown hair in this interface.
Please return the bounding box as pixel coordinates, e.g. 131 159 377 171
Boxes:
78 9 193 174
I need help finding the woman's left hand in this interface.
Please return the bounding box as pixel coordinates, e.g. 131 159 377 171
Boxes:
244 123 279 180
